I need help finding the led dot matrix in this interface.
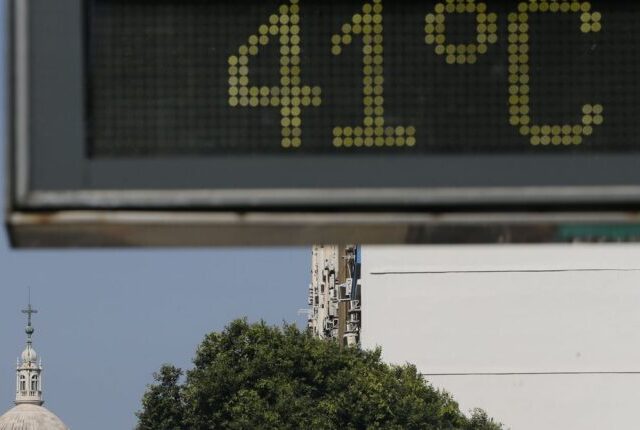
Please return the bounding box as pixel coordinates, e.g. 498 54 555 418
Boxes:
330 0 416 148
228 0 322 149
224 0 605 151
508 0 602 146
425 0 498 65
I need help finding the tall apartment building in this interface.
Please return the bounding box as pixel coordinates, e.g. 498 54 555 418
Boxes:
307 245 361 346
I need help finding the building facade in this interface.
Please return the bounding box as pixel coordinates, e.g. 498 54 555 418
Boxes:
358 245 640 430
307 245 361 346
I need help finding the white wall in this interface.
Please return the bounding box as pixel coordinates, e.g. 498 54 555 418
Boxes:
361 245 640 430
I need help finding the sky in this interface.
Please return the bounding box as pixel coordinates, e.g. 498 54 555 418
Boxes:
0 2 311 428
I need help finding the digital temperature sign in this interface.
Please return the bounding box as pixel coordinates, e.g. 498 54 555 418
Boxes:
10 0 640 247
88 0 635 156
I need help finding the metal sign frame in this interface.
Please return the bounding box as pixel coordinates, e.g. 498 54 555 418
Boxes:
8 0 640 247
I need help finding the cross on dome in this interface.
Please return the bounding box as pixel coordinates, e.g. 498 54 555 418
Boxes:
22 292 38 340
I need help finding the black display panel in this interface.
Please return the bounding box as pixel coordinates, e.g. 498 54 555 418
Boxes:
88 0 636 156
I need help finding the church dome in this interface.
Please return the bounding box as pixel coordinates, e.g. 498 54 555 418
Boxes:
0 299 69 429
0 404 68 430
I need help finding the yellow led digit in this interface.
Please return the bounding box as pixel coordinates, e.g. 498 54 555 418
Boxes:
426 0 498 65
509 1 603 146
332 0 416 148
228 0 321 149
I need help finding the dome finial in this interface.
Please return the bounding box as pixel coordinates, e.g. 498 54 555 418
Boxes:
21 288 38 342
16 289 43 406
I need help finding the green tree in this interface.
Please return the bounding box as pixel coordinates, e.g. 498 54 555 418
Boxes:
137 365 185 430
137 319 502 430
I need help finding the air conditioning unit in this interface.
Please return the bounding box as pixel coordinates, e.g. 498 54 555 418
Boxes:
344 334 358 347
345 278 353 296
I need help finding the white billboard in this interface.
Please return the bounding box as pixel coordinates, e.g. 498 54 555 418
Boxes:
361 245 640 430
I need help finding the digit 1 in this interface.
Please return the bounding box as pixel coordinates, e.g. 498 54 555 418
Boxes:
425 0 498 65
228 0 322 149
331 0 416 148
508 1 603 146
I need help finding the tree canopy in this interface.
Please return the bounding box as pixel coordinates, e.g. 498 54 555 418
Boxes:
137 319 502 430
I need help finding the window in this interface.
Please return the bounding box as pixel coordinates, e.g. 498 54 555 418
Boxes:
19 375 26 392
31 375 38 392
